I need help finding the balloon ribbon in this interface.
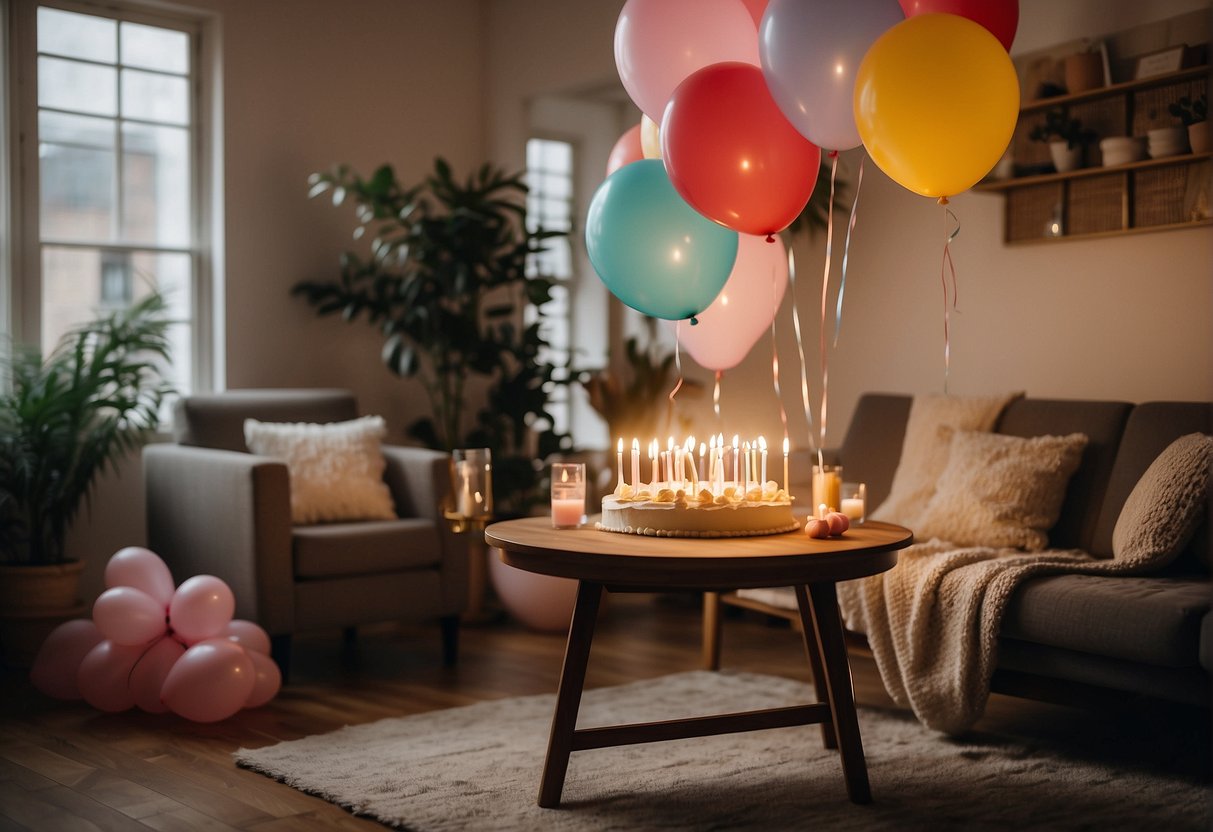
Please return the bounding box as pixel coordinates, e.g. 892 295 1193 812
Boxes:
834 154 865 348
770 258 789 447
787 248 817 452
667 320 685 435
939 200 961 394
818 152 839 456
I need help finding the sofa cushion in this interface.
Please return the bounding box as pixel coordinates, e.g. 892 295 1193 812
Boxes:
292 518 441 579
995 398 1132 553
1091 402 1213 564
1113 433 1212 568
915 430 1088 551
245 416 397 524
1001 574 1210 667
837 393 912 511
174 389 358 452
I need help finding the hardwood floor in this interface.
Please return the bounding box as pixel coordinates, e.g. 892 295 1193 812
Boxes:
1 593 1207 830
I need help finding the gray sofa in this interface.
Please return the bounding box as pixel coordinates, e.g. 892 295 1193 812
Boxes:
710 393 1212 709
144 389 468 678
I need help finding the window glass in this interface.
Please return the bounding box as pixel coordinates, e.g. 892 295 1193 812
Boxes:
37 56 117 116
120 21 188 73
37 6 115 63
120 69 188 124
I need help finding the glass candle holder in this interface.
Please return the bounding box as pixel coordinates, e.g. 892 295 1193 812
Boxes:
551 462 587 529
449 448 493 532
841 482 866 524
812 464 843 518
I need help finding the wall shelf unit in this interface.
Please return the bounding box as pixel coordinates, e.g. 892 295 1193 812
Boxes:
974 65 1210 244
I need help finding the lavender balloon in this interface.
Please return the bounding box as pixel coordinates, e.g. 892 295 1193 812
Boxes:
760 0 904 150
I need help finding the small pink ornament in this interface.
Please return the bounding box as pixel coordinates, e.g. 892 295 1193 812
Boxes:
806 518 832 539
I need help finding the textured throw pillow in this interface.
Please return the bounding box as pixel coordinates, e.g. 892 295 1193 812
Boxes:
871 391 1023 525
1112 433 1212 568
914 430 1088 551
243 416 396 525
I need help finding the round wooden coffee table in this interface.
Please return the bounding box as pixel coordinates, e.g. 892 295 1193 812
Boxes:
485 517 912 808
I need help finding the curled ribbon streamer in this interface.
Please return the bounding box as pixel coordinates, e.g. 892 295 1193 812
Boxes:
818 153 839 456
770 261 789 443
940 203 961 394
786 248 818 451
667 320 685 434
834 154 865 349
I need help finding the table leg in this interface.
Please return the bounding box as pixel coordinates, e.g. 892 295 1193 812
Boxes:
702 591 722 670
805 582 872 805
793 585 838 750
538 580 603 808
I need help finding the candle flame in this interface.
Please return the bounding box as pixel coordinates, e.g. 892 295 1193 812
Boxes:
759 436 767 450
561 468 569 483
667 436 674 452
618 437 623 452
633 437 639 451
699 441 706 456
783 436 790 454
732 434 739 450
684 436 695 452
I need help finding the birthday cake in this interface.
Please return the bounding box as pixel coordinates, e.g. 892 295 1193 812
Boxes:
597 481 798 538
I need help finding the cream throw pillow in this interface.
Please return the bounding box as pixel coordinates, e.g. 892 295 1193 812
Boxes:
1113 433 1212 567
243 416 396 525
871 392 1023 525
914 430 1088 551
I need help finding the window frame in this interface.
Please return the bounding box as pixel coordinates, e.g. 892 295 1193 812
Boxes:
3 0 220 394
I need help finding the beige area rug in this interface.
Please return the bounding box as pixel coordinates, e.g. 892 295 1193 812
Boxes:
235 671 1209 831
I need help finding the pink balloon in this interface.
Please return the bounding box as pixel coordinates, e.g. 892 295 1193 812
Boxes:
673 234 789 370
105 546 175 607
169 575 235 644
93 586 168 646
77 640 143 713
129 636 186 714
162 639 255 722
739 0 767 28
662 62 820 237
221 619 271 655
614 0 760 121
30 619 103 700
606 123 644 177
243 649 282 709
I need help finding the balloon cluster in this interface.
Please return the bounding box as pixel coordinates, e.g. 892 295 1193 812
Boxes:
589 0 1020 364
30 547 281 722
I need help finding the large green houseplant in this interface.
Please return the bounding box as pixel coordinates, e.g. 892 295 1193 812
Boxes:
294 158 571 516
0 293 172 613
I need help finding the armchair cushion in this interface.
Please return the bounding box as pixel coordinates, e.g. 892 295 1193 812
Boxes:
244 416 396 524
293 519 442 579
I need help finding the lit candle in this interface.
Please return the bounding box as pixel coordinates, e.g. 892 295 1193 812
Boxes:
650 439 659 490
782 437 790 493
667 437 675 489
743 441 752 494
708 437 717 490
759 436 768 486
699 441 707 481
732 435 740 487
617 437 624 490
685 437 698 490
631 438 640 489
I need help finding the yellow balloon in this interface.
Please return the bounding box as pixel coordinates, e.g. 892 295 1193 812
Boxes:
854 13 1019 199
640 113 662 160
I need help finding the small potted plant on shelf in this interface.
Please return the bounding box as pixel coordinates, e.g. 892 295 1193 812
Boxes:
1029 108 1097 173
1169 94 1208 154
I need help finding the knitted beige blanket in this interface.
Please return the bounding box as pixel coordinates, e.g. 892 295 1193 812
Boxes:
836 396 1211 735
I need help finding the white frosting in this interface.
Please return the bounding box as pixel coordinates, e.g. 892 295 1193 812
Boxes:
598 482 798 538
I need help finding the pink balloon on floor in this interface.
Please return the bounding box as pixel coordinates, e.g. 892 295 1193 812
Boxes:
30 619 103 700
129 635 186 714
674 233 790 370
169 575 235 644
93 586 168 646
606 123 644 176
161 639 255 722
243 649 282 709
77 640 143 713
221 619 272 655
104 546 175 608
488 548 578 632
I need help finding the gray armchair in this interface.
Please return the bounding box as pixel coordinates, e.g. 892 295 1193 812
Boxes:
143 389 468 678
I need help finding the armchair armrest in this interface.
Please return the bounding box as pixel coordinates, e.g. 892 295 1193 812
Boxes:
381 445 468 613
143 444 295 633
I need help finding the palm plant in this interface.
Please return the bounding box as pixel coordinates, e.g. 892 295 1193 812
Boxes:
0 293 173 565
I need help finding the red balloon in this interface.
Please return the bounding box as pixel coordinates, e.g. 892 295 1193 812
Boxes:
606 123 645 176
899 0 1018 51
661 62 820 238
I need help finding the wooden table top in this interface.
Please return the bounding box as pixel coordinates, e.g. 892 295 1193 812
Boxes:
484 517 912 590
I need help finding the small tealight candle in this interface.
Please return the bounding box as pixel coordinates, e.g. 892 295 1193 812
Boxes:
841 482 866 523
551 462 586 529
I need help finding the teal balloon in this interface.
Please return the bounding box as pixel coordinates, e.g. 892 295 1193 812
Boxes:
585 159 738 321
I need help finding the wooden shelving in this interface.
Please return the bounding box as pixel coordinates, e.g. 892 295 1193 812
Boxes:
976 63 1210 244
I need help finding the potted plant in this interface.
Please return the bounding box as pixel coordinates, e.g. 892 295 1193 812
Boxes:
0 294 172 658
1029 108 1097 173
1169 94 1208 154
294 158 572 517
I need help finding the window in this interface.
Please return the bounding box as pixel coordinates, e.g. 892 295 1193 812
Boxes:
7 1 214 397
525 137 575 435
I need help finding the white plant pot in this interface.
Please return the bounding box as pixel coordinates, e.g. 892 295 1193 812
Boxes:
487 546 578 632
1049 142 1083 173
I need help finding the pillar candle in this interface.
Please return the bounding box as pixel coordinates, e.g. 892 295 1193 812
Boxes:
631 438 640 490
617 438 624 490
699 441 707 481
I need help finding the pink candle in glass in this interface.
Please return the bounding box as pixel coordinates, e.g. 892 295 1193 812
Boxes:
551 497 586 527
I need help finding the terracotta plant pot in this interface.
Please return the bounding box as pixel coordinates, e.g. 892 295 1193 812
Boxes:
1064 52 1104 94
1188 121 1209 154
1049 142 1084 173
